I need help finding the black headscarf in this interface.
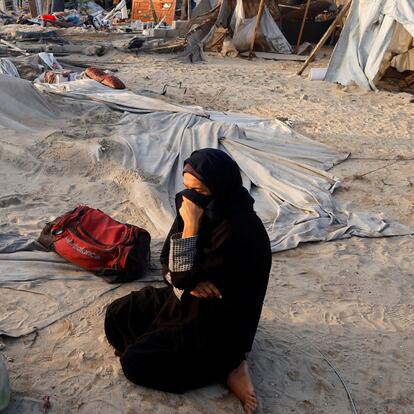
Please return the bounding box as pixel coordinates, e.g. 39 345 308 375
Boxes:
160 149 255 268
178 148 254 219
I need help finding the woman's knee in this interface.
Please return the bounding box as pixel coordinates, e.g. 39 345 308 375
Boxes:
120 346 184 393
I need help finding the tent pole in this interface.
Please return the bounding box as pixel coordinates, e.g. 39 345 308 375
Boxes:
295 0 311 53
149 0 158 24
296 0 351 76
249 0 266 58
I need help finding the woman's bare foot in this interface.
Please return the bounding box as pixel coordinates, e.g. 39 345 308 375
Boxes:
226 360 257 414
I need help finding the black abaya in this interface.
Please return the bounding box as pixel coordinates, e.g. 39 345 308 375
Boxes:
105 149 272 393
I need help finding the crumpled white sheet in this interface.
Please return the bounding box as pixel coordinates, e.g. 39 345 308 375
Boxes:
0 59 20 78
40 78 208 116
0 250 119 337
0 75 57 131
325 0 414 90
0 76 411 337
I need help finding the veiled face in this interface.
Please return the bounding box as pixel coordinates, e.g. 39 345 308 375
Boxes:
183 173 212 196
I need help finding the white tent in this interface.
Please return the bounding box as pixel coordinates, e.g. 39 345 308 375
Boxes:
325 0 414 90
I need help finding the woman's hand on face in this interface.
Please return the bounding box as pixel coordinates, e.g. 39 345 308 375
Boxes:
190 281 222 299
180 196 204 238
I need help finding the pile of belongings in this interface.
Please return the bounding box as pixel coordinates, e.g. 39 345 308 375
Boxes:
9 0 128 31
44 69 77 83
0 51 126 88
16 11 83 28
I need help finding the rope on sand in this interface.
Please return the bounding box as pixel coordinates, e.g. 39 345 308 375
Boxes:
273 315 358 414
313 348 358 414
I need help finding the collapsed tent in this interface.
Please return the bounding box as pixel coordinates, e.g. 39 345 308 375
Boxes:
325 0 414 90
176 0 292 61
204 0 291 54
0 75 411 337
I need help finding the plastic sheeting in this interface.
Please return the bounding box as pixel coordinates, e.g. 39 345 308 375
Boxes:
40 78 208 116
231 0 291 54
32 78 412 249
325 0 414 90
38 52 63 70
0 234 162 337
0 59 19 78
0 249 120 337
0 75 58 131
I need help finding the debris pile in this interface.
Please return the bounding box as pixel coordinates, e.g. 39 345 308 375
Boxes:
0 0 341 64
1 0 411 91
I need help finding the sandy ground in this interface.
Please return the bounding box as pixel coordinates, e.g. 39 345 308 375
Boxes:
1 40 414 414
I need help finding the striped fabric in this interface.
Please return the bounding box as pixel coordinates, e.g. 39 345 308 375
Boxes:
168 232 198 300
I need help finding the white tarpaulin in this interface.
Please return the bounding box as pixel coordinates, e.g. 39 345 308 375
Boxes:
0 234 161 337
325 0 414 90
0 75 411 337
230 0 291 54
0 354 10 411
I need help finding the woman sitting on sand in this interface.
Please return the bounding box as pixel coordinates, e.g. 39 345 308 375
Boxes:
105 148 271 413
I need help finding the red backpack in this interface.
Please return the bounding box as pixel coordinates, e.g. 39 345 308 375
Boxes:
38 206 151 283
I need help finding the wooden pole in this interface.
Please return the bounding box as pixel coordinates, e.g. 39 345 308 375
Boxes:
149 0 158 24
296 0 351 76
295 0 311 53
248 0 266 58
0 39 30 55
187 0 191 20
275 0 282 28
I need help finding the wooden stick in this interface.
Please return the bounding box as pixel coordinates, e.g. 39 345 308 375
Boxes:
278 4 301 9
0 39 30 55
149 0 158 24
187 0 191 20
296 0 351 76
248 0 266 58
241 51 307 61
295 0 311 53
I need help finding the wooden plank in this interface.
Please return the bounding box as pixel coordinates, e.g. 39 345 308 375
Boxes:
149 0 158 23
28 0 37 17
241 51 308 61
295 0 311 53
296 0 352 76
248 0 266 57
0 39 30 55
